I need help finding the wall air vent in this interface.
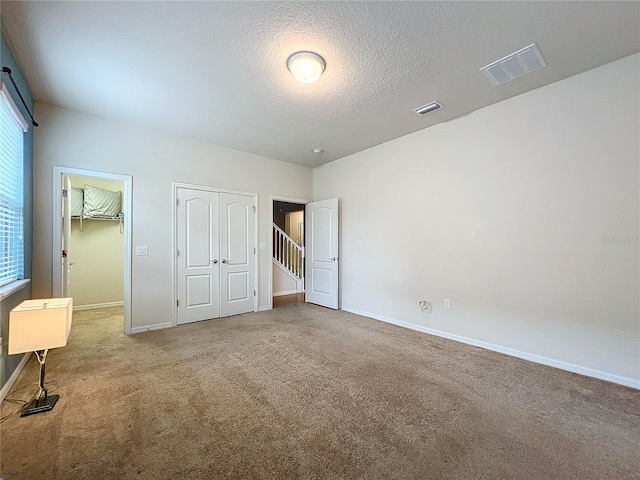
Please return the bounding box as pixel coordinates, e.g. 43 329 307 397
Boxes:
413 101 443 116
480 43 546 86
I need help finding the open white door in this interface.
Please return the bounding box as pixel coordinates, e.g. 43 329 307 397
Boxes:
61 175 72 297
305 198 339 309
219 193 255 317
176 187 220 324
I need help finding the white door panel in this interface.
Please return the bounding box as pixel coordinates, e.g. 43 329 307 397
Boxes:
311 267 332 294
177 188 220 324
311 207 332 261
220 193 254 317
186 199 214 268
186 274 213 306
306 198 339 309
227 272 249 301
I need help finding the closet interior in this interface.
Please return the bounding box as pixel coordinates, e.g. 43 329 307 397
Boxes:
67 176 125 309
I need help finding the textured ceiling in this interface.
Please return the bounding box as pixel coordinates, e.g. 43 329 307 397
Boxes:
2 1 639 167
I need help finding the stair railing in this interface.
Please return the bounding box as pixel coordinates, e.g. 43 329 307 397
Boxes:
273 224 304 282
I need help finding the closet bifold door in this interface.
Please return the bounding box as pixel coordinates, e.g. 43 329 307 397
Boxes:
219 193 255 318
176 188 220 325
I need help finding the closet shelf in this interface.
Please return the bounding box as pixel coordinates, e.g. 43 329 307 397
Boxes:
72 215 124 234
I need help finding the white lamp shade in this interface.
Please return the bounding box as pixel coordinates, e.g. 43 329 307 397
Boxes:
287 51 326 84
8 298 73 354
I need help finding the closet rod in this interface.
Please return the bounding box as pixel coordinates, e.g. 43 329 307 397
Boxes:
1 66 38 127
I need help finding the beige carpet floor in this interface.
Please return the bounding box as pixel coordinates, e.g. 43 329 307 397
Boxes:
1 303 638 479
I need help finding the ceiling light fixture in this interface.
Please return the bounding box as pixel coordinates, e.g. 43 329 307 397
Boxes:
287 51 326 84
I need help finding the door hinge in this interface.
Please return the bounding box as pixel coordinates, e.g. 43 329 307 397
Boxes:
177 249 180 257
254 290 256 296
253 206 256 213
176 198 179 206
177 299 179 307
254 247 256 254
62 189 68 198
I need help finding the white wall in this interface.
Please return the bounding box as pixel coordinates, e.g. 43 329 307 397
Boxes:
33 104 312 330
313 54 640 386
285 210 304 244
273 262 299 296
68 176 124 307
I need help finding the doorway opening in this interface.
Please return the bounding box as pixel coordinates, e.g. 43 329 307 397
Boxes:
52 166 132 334
269 197 307 309
66 175 124 309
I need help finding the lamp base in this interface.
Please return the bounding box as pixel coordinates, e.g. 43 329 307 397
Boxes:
21 394 59 417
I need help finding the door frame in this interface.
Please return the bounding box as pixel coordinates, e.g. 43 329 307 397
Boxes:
52 165 133 334
173 182 258 326
268 195 310 310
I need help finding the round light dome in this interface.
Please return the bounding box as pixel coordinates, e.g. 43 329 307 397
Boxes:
286 51 326 84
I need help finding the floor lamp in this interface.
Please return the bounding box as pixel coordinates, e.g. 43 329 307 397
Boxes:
8 298 73 417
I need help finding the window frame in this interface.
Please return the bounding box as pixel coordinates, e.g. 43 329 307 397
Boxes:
0 79 30 298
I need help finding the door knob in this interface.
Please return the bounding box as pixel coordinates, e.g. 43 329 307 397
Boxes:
329 257 337 261
211 259 218 264
69 262 76 266
221 259 227 264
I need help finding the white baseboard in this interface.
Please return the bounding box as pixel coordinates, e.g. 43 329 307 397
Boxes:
0 353 31 403
259 305 271 312
342 306 640 390
74 301 124 311
130 322 173 334
273 290 299 297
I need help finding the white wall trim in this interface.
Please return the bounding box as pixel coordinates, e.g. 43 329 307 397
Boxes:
73 301 124 311
342 306 640 390
268 195 309 311
258 305 271 312
130 322 174 335
172 181 258 198
51 166 133 335
273 290 299 297
0 353 30 403
0 80 29 132
0 279 30 301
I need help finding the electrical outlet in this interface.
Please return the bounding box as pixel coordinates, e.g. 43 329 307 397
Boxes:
136 246 149 256
444 298 451 310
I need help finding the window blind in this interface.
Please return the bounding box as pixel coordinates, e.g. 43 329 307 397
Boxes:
0 81 27 288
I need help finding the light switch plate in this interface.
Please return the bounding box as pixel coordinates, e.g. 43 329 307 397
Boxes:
444 298 451 310
136 246 149 256
259 242 267 250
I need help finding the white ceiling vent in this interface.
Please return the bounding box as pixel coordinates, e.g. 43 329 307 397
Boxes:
413 101 444 116
480 43 546 86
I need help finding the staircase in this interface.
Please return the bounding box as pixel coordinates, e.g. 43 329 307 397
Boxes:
273 224 304 295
